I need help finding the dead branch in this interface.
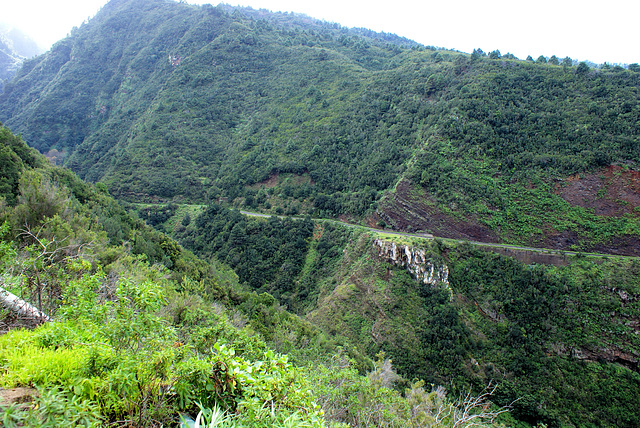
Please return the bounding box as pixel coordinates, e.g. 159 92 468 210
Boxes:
435 380 519 428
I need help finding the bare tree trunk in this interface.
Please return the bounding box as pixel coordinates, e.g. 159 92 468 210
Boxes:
0 285 51 322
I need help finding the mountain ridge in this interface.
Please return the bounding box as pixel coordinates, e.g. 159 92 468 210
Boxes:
0 0 639 257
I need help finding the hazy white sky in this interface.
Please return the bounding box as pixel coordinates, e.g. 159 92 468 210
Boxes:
2 0 638 65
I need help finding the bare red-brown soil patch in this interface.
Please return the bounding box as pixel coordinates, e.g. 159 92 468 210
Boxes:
374 175 640 257
591 234 640 257
249 173 280 189
556 165 640 217
530 226 582 251
0 387 38 407
43 148 67 165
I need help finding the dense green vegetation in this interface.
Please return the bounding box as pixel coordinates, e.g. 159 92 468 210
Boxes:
3 117 640 427
0 0 422 210
1 0 638 253
306 236 640 427
167 200 640 428
0 123 312 425
177 204 314 299
450 247 640 426
2 0 640 426
404 55 640 247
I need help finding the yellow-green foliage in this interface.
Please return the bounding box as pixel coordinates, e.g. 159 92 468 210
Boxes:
0 254 327 427
0 329 87 388
0 246 502 428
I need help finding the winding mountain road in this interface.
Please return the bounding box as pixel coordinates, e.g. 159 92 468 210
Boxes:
237 210 635 260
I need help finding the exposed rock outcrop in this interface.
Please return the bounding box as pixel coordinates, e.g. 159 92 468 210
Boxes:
572 346 638 371
374 239 449 286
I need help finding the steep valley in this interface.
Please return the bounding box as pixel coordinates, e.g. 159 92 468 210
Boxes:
170 202 640 427
1 0 640 426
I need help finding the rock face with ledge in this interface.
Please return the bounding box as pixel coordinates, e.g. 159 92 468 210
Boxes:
374 239 449 286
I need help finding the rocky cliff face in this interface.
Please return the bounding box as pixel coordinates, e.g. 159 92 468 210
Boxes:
374 239 449 287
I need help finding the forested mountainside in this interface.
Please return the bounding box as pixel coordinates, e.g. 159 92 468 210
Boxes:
0 25 41 59
0 25 41 92
1 0 639 254
2 0 640 426
0 39 21 87
0 0 421 202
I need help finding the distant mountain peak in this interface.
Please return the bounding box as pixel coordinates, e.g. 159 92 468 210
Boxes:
0 24 43 58
0 23 44 92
